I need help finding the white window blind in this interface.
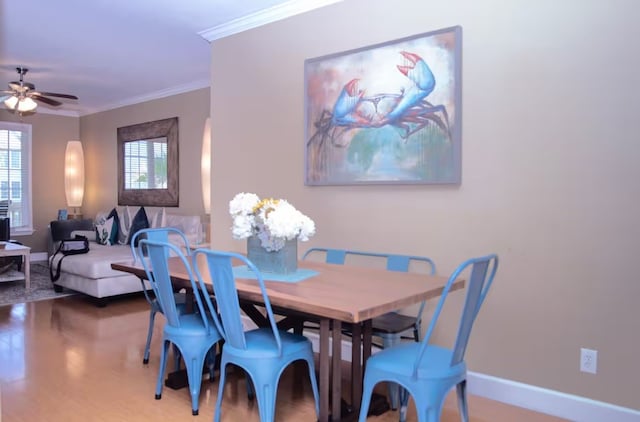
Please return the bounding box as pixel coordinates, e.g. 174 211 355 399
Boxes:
0 122 32 235
124 137 167 189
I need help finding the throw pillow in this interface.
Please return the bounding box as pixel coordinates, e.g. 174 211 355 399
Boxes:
127 206 150 245
95 216 115 245
106 208 120 245
150 207 166 228
95 208 119 245
117 205 132 245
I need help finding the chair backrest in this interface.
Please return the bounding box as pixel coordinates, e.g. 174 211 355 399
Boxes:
303 247 435 274
193 249 283 354
303 248 436 319
130 227 192 263
138 239 219 334
413 254 498 375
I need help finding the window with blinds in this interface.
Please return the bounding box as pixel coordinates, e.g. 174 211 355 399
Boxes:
123 137 168 190
0 122 32 234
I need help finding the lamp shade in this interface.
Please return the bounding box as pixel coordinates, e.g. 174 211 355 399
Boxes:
64 141 85 208
201 117 211 214
3 96 18 109
3 96 37 112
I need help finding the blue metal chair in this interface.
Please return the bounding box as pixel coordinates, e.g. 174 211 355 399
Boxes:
358 254 499 422
302 247 436 409
192 249 320 422
130 227 191 365
138 239 222 416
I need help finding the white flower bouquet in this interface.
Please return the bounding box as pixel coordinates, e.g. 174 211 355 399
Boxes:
229 192 316 252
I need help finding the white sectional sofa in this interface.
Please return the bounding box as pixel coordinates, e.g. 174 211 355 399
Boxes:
49 208 202 306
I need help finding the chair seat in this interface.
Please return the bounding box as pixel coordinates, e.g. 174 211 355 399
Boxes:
223 327 314 359
371 311 417 334
367 343 466 380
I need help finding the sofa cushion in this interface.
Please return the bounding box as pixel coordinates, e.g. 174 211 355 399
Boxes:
165 214 200 235
51 243 133 279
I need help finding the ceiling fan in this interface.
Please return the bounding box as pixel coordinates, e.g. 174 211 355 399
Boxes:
1 67 78 114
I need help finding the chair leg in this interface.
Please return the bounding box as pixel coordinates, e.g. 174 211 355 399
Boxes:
413 321 421 342
214 363 229 422
305 356 320 417
399 387 410 422
172 344 181 371
358 380 375 422
246 372 255 400
184 352 207 415
155 340 170 400
456 380 469 422
414 384 449 422
206 347 216 382
381 334 402 410
253 377 276 422
143 308 157 364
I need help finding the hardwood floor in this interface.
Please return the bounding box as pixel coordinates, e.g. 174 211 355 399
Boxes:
0 295 566 422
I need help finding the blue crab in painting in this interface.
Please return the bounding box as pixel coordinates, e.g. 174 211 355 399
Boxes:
307 51 452 180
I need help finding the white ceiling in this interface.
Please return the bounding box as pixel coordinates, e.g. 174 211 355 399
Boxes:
0 0 339 116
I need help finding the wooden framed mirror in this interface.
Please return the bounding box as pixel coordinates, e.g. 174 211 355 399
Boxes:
117 117 179 206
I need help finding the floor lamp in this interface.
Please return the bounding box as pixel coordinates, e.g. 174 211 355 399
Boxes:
65 141 85 219
200 118 211 243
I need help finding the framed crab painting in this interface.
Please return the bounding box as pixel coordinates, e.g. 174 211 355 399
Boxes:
304 26 462 186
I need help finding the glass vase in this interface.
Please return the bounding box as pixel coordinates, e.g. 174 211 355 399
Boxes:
246 235 298 274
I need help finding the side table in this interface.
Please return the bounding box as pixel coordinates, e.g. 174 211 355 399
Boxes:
0 242 31 289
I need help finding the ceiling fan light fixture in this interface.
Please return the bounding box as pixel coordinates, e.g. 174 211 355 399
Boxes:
3 95 37 113
17 97 38 112
3 96 18 109
3 67 75 114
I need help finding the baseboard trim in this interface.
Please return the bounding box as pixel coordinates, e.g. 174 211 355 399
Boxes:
240 315 640 422
467 372 640 422
31 252 48 262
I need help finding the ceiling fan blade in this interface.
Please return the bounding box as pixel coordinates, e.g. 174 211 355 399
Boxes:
37 91 78 100
31 94 62 107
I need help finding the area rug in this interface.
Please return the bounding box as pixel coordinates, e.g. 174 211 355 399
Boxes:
0 261 76 306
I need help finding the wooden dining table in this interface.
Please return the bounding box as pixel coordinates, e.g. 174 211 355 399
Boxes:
112 254 463 421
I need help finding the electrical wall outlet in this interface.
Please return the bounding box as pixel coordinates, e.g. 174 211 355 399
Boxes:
580 348 598 374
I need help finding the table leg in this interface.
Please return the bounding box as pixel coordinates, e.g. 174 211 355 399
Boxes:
360 320 391 417
350 322 362 412
332 320 342 421
362 319 372 370
319 319 330 422
24 250 30 289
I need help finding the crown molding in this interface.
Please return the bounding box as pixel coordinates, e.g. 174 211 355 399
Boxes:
0 106 80 118
80 79 210 116
33 108 80 118
199 0 343 41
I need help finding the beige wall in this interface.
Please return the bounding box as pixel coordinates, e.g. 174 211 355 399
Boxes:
0 110 79 252
0 88 209 253
209 0 640 410
80 88 210 219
